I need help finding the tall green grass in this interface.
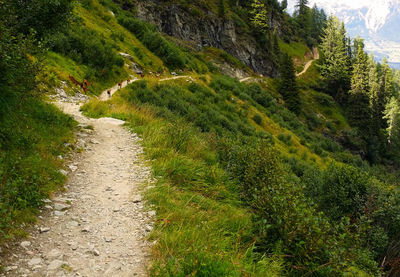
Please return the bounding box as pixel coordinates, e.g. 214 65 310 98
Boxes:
0 98 76 242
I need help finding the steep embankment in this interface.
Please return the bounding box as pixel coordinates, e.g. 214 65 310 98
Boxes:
2 91 154 276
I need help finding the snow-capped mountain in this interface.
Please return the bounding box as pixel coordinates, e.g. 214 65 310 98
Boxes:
287 0 400 66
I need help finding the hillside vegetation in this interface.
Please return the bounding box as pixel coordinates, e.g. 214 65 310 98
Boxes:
2 0 400 276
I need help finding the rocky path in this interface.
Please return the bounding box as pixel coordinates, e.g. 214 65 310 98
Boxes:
296 48 320 77
1 91 154 276
99 75 191 100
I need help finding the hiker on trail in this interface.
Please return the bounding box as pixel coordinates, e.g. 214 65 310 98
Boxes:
127 79 131 84
140 73 144 78
118 82 122 89
107 89 111 98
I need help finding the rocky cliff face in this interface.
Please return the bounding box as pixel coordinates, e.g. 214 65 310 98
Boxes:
134 1 277 77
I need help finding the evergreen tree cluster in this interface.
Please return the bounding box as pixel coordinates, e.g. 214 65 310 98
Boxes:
319 16 400 163
293 0 327 46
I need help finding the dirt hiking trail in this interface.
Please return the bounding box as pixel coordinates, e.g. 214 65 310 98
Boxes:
2 83 155 276
296 48 320 77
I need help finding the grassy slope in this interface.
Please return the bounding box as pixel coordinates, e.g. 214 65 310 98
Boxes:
0 98 76 244
32 0 383 275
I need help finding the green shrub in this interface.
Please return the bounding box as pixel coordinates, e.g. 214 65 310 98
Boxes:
118 16 186 69
51 25 123 74
253 114 262 125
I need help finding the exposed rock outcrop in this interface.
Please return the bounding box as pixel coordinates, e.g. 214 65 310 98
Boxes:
134 1 278 77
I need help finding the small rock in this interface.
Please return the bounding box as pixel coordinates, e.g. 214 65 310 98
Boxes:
81 226 90 232
71 244 78 251
145 225 153 232
147 210 156 217
20 241 31 248
59 169 68 176
54 211 65 217
44 205 53 210
28 257 42 267
93 249 100 256
90 138 100 144
105 237 112 243
68 221 79 227
39 227 50 233
5 265 17 272
132 196 142 203
57 155 63 160
42 199 52 204
46 249 63 259
47 260 65 271
113 207 121 212
54 203 70 211
68 165 78 172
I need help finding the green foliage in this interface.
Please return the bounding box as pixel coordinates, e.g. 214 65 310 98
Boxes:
2 0 74 39
0 99 75 241
51 25 124 75
319 16 351 97
253 114 262 125
303 163 370 221
117 16 187 69
278 53 301 114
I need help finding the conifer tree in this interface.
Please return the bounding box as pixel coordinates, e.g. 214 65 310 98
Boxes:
350 43 369 96
294 0 312 44
319 16 351 98
347 42 373 158
250 0 269 32
278 53 300 114
280 0 288 11
384 97 400 158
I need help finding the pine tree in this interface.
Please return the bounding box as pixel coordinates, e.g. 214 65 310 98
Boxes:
272 29 280 63
250 0 269 32
384 97 400 159
347 42 374 159
278 53 300 114
310 5 327 44
350 43 369 95
294 0 312 44
319 16 351 98
280 0 288 12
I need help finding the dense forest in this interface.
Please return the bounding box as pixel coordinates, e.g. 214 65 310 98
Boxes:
1 0 400 276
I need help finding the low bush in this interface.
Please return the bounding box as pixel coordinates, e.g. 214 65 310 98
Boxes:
51 25 123 75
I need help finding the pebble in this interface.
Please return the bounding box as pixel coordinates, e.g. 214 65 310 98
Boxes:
39 227 50 233
132 196 142 203
46 249 63 259
68 165 78 172
47 260 65 271
105 237 112 243
90 138 100 144
5 265 17 272
28 257 42 267
69 220 79 227
59 169 68 176
54 203 71 211
54 211 65 217
20 241 31 248
147 210 156 217
81 226 90 232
